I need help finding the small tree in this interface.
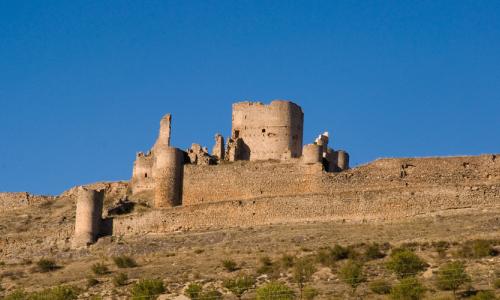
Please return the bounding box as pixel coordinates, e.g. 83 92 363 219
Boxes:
256 282 295 300
130 279 165 300
293 257 316 299
435 261 470 297
224 275 255 299
339 260 365 295
390 277 425 300
386 249 427 278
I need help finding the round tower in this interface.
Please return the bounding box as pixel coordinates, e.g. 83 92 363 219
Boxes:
152 147 184 208
336 150 350 171
72 187 104 248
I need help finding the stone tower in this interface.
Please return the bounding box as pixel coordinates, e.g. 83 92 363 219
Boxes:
72 187 104 248
231 100 304 161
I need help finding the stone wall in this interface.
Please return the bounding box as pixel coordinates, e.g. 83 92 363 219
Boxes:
182 160 324 205
231 100 304 160
112 154 500 235
0 192 55 211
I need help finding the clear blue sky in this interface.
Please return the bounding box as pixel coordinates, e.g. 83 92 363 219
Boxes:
1 1 499 195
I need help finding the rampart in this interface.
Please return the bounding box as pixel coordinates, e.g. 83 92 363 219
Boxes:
112 154 500 235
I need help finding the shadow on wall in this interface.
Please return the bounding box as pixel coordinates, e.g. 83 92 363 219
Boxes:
100 217 113 238
239 141 251 160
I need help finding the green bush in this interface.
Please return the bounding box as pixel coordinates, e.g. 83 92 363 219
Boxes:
185 283 203 299
256 282 295 300
365 243 386 260
36 258 58 272
113 272 128 287
435 261 470 295
91 262 109 275
369 279 391 295
113 256 137 268
386 249 427 278
223 275 255 299
222 259 238 272
339 260 365 292
130 279 165 300
470 290 497 300
29 285 79 300
390 277 426 300
303 286 319 300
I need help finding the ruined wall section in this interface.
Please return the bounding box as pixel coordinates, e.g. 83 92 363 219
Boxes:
182 160 323 205
232 101 304 161
0 192 55 211
130 153 154 195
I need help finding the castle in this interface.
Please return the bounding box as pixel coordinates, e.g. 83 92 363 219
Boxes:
70 100 500 248
72 100 350 247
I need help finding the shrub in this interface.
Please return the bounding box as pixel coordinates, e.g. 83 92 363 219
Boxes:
316 248 335 267
3 290 28 300
185 283 203 299
339 260 365 293
303 286 319 300
281 254 295 268
222 259 238 272
223 275 255 299
494 278 500 289
432 241 450 259
386 249 427 278
194 249 204 254
199 289 223 300
87 277 99 288
113 272 128 287
470 291 497 300
369 279 391 295
29 285 79 300
256 282 295 300
435 261 470 295
130 279 165 300
293 257 316 297
257 256 280 279
331 244 357 260
459 240 497 258
91 262 109 275
365 243 386 260
390 277 426 300
36 258 58 272
113 256 137 268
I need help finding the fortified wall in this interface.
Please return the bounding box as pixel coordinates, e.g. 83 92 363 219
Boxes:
65 99 499 247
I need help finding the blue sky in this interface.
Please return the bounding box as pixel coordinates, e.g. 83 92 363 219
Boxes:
1 1 499 195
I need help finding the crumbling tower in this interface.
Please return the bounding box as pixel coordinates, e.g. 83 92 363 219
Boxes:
72 187 104 248
152 147 184 207
231 100 304 161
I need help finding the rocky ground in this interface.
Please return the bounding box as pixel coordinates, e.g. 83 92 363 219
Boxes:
0 192 499 299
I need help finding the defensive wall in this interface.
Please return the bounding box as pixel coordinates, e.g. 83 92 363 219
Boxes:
111 154 500 235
